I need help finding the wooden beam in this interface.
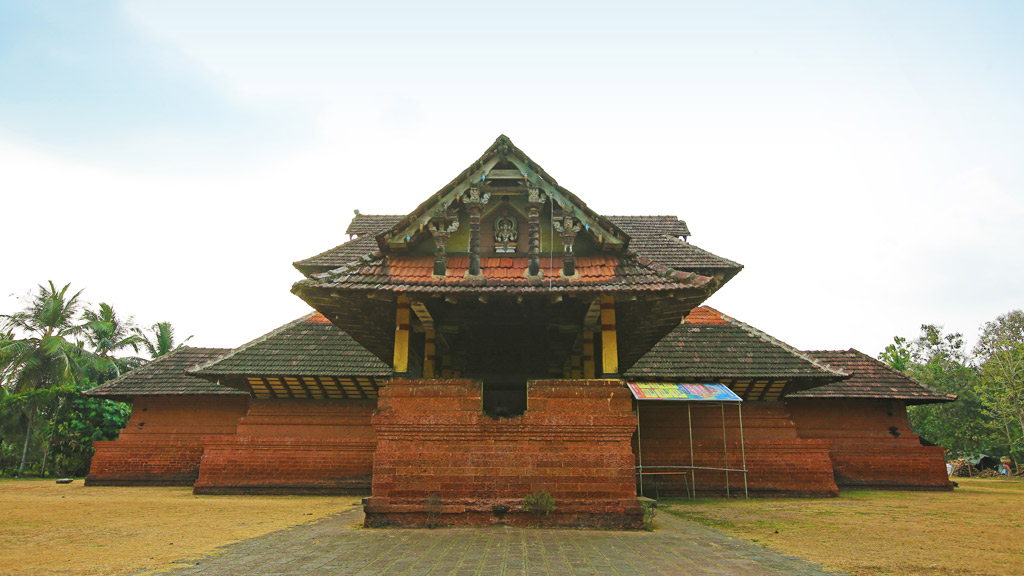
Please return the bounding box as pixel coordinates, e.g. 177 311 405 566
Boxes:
600 294 618 377
393 294 411 374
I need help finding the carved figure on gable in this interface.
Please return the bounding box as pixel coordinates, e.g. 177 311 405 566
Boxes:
494 215 518 253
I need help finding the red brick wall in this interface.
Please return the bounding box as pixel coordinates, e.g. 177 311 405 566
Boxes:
635 401 839 497
365 379 642 528
787 398 953 490
193 399 376 494
86 396 249 486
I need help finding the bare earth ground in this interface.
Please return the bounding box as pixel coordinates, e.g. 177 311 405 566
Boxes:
663 478 1024 576
0 479 362 576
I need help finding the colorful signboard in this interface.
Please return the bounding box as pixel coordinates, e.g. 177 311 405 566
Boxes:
627 382 741 402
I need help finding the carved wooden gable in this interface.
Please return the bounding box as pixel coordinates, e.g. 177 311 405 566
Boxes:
377 136 627 278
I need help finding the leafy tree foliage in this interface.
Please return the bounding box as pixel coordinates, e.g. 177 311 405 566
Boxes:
973 310 1024 463
882 317 1024 462
138 321 192 359
0 282 184 477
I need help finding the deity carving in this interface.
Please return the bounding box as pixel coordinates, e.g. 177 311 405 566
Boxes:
494 215 518 253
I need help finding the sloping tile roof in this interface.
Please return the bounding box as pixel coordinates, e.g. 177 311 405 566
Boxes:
345 214 404 237
189 312 392 378
792 349 957 404
606 215 691 239
608 216 742 273
625 306 845 382
296 214 740 279
293 234 381 276
387 255 619 283
295 252 711 294
84 347 245 399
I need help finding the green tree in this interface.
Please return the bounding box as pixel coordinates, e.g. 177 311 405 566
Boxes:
880 325 999 459
138 321 191 359
0 282 97 476
83 303 145 382
973 310 1024 464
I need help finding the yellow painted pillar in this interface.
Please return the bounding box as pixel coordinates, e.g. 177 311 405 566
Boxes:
423 329 436 378
600 294 618 376
583 330 595 379
393 294 411 374
570 353 583 379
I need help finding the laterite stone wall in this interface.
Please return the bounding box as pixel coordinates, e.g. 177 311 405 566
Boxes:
787 398 953 490
86 396 249 486
634 401 839 497
365 378 643 528
193 399 376 494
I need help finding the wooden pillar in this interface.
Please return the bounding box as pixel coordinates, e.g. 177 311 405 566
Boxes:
526 185 544 277
423 329 436 378
600 294 618 377
571 353 583 379
464 187 489 276
429 217 457 277
393 295 411 374
554 214 582 277
583 330 595 379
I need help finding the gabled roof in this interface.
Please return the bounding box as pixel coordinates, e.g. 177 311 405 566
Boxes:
608 216 742 277
84 347 245 400
792 349 957 404
189 312 392 378
294 253 713 295
624 306 846 384
377 135 629 254
295 214 741 280
346 214 404 237
293 234 381 278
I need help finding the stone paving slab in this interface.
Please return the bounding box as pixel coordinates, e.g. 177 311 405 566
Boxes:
142 506 845 576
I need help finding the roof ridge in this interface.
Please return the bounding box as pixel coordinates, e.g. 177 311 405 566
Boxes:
718 314 848 378
846 347 955 400
84 346 233 396
293 233 379 272
187 313 316 376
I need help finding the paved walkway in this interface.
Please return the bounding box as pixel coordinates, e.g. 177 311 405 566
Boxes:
143 507 844 576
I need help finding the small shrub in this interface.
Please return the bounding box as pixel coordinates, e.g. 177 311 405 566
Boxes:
641 500 657 531
523 490 556 523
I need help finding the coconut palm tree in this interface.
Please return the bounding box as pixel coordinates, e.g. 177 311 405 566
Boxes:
82 303 145 382
138 321 192 359
0 282 97 476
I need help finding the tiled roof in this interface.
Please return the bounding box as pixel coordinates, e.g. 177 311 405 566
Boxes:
293 234 381 276
607 215 691 239
345 214 404 237
792 349 957 404
608 216 742 274
297 214 740 279
189 312 392 378
84 347 245 399
294 252 712 295
388 255 619 282
624 306 845 382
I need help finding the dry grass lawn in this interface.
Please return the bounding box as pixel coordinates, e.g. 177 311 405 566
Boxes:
0 479 362 576
663 478 1024 576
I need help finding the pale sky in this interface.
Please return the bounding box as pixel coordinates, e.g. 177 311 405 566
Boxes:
1 1 1022 359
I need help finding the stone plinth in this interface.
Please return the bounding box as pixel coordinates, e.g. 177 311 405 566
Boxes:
193 399 376 495
788 398 953 490
635 401 839 497
86 396 249 486
364 378 642 528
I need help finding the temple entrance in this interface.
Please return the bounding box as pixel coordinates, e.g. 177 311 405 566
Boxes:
465 323 545 418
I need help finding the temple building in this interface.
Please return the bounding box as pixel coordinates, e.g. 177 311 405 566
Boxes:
86 136 954 528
